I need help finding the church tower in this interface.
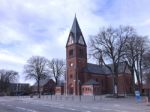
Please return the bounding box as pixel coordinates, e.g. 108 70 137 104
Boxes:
66 16 87 95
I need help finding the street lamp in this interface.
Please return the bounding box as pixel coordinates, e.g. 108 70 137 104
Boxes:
73 79 76 95
78 80 81 101
64 69 68 96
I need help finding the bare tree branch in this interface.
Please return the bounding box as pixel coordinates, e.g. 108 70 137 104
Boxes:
47 59 65 85
24 56 49 98
0 69 18 94
89 26 134 96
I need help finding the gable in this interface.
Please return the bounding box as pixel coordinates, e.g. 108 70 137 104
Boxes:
78 35 85 45
67 35 74 45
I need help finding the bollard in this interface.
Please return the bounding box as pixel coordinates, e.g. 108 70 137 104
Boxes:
56 95 57 100
79 95 81 101
51 94 52 100
60 95 62 100
72 95 74 101
94 95 95 101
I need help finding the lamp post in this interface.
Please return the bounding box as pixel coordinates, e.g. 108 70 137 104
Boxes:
73 79 76 95
16 83 18 96
64 69 67 96
78 80 81 101
64 69 68 96
65 80 67 96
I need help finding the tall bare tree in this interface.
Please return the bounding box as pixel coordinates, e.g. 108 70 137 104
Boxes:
135 36 148 91
124 36 148 92
0 69 18 94
143 51 150 101
48 59 65 85
143 51 150 74
24 56 49 98
123 35 139 91
90 26 134 96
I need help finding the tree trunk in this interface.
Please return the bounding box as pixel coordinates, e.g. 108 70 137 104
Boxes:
55 78 58 85
135 69 141 93
114 75 118 97
113 65 118 97
148 89 150 102
37 79 40 98
131 69 136 92
139 58 143 94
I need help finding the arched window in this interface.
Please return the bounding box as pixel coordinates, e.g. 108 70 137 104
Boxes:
78 48 84 58
69 49 74 57
70 74 73 79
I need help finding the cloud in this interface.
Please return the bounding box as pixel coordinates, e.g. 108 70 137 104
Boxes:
0 0 150 83
0 24 27 44
0 49 25 64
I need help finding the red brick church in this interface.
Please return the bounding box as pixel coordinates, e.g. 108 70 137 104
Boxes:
56 16 132 95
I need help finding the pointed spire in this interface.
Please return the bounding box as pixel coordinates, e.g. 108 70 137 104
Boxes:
70 15 82 43
66 15 86 46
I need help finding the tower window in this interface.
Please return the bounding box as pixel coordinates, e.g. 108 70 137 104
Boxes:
70 74 73 79
69 49 74 57
96 78 98 82
79 49 84 58
101 80 104 86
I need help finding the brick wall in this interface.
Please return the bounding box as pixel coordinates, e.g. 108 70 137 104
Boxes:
82 85 93 95
55 86 64 95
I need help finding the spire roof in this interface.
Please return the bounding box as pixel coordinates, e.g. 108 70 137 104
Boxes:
70 15 85 43
70 16 83 43
66 16 86 46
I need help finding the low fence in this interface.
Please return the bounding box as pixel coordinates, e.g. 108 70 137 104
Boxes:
14 94 149 103
23 94 111 102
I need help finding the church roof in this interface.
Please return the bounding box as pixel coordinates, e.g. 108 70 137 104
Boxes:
56 82 64 87
83 62 130 75
33 78 55 87
83 79 99 85
83 63 111 75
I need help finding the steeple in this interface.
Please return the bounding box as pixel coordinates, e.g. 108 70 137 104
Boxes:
66 15 87 95
66 16 86 46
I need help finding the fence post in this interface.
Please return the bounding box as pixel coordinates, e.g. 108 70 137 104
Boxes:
94 95 95 101
79 95 81 101
72 95 74 101
51 94 52 100
55 95 57 100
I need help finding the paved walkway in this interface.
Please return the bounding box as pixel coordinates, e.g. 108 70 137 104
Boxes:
0 95 149 112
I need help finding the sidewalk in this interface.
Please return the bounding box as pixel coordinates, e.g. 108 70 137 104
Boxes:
1 95 150 112
18 95 150 112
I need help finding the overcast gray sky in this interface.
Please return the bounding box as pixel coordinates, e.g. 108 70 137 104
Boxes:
0 0 150 84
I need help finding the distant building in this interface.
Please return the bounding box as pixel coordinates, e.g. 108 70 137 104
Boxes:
32 79 55 95
62 16 133 95
81 79 101 95
55 83 64 95
9 83 30 95
55 86 64 95
142 84 150 95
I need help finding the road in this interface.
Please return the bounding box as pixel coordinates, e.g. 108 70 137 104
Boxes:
0 97 80 112
0 96 149 112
